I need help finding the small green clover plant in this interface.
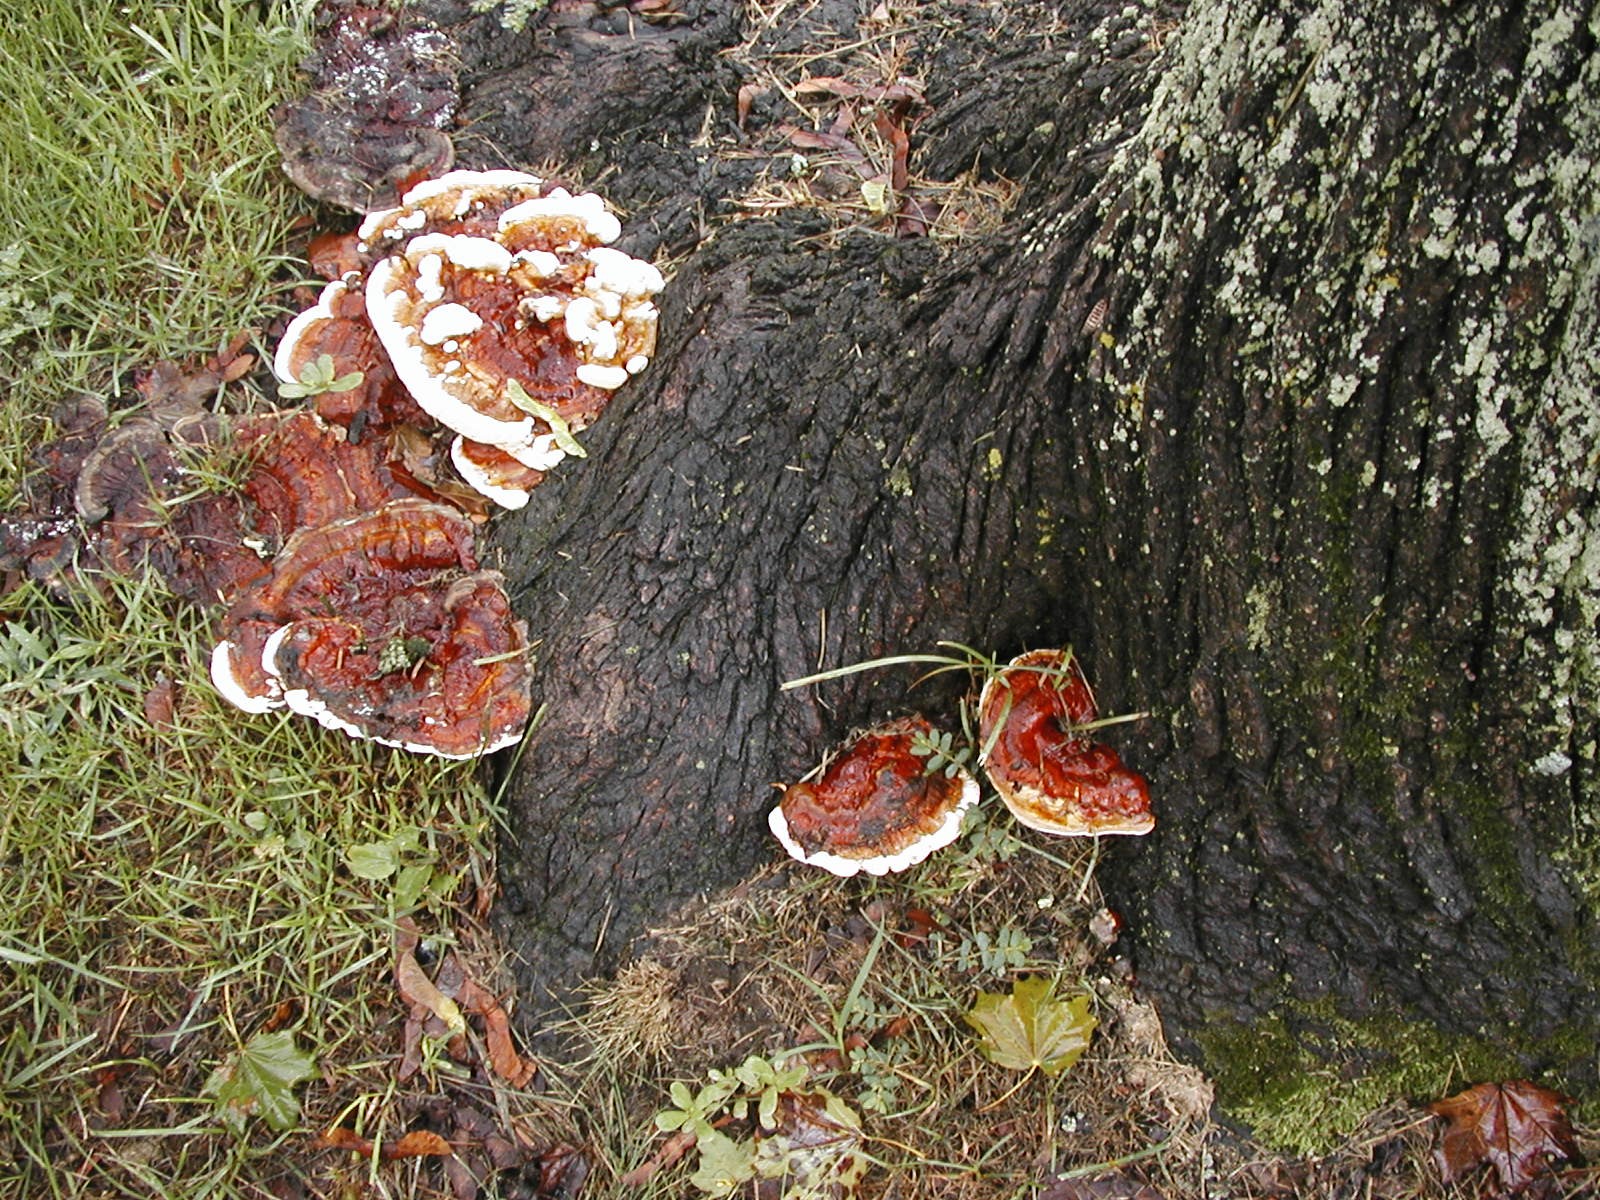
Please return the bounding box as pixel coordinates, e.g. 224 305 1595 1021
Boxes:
908 726 972 779
952 925 1034 977
654 1054 866 1198
278 352 363 399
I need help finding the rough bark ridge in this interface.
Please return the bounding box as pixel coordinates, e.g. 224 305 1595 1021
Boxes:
448 0 1599 1115
459 0 1162 979
1051 0 1600 1115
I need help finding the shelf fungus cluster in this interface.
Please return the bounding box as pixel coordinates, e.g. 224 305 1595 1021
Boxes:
770 649 1152 876
210 500 528 759
1 170 661 761
204 169 663 756
277 168 664 511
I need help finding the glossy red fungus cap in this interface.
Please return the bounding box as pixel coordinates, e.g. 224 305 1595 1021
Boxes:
239 411 446 544
358 170 662 477
261 570 530 759
209 499 531 756
977 648 1154 837
769 715 978 877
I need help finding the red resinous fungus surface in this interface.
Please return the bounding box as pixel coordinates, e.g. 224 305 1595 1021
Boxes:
980 651 1153 834
782 718 962 859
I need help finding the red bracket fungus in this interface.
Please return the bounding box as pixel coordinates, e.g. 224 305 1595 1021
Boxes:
4 170 658 761
977 648 1154 837
769 716 979 877
260 570 529 759
207 169 663 754
272 278 431 431
211 500 530 758
448 437 546 511
351 169 663 504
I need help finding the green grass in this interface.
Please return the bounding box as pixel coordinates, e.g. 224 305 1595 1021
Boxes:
0 0 318 505
0 4 516 1195
0 572 499 1197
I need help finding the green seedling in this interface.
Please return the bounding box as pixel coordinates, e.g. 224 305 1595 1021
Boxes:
653 1054 866 1199
908 727 973 780
277 352 363 399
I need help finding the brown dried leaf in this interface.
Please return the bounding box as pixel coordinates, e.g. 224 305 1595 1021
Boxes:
395 949 466 1035
394 916 420 956
631 0 688 22
458 976 538 1088
142 675 178 730
316 1126 374 1154
258 999 298 1035
1428 1080 1577 1194
793 77 924 106
537 1143 591 1196
737 81 767 129
874 109 910 192
779 123 875 179
875 1014 913 1043
485 1133 524 1171
433 952 468 1000
894 905 939 948
620 1129 697 1186
95 1081 126 1122
398 1007 426 1083
306 230 365 281
387 1129 454 1159
445 1151 480 1200
469 879 496 924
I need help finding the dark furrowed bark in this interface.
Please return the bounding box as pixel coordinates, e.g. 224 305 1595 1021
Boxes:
489 217 1073 984
461 0 1150 987
446 0 1600 1118
1054 0 1600 1092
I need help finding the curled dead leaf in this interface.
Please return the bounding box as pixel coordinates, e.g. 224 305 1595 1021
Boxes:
458 976 538 1088
620 1130 697 1186
316 1126 373 1155
318 1127 453 1160
736 82 768 129
396 948 465 1035
793 77 925 106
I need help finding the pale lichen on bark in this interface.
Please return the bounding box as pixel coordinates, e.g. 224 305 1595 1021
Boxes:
1086 0 1598 765
1495 6 1600 817
1064 0 1600 1129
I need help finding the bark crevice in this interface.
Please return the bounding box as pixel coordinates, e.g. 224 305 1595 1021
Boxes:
426 0 1600 1122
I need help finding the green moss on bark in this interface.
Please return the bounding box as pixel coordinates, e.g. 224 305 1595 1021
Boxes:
1198 1003 1598 1154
